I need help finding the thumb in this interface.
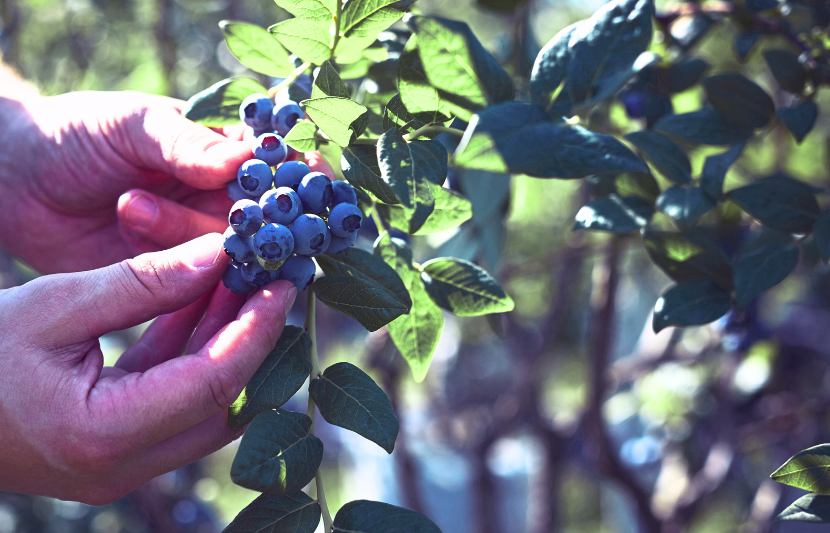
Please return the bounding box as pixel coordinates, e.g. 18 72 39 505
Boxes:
18 233 229 346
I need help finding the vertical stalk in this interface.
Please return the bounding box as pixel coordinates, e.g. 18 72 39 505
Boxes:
330 0 343 59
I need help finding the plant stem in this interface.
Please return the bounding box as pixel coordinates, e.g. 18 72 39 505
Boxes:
268 62 311 100
371 203 389 233
403 125 464 141
304 292 333 531
330 0 343 59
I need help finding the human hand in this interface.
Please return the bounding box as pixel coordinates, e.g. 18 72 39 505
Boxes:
0 90 250 274
0 233 297 504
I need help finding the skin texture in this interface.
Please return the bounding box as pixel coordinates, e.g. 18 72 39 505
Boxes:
0 65 298 503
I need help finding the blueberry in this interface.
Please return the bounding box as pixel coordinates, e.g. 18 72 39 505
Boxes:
223 227 257 263
227 180 258 202
254 223 294 262
328 203 363 238
261 187 303 225
271 101 304 137
229 199 264 237
278 255 317 290
239 94 274 131
253 133 288 166
297 172 333 214
222 261 255 294
326 231 358 254
237 159 274 196
289 214 331 256
241 261 276 287
274 161 311 190
331 181 358 206
620 90 647 119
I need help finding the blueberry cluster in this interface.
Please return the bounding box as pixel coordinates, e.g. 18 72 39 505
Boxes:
221 94 363 295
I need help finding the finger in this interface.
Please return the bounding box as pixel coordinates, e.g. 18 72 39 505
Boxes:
114 291 213 373
14 233 228 346
117 190 229 249
88 280 296 448
187 282 247 354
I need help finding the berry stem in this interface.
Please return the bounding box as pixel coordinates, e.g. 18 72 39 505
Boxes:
268 62 311 100
403 125 464 141
330 0 343 59
304 291 334 531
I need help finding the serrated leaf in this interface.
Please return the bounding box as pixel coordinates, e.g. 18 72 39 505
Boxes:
700 142 745 200
342 145 399 203
283 120 319 152
778 101 818 143
223 492 321 533
655 109 753 145
652 279 732 333
333 500 442 533
814 211 830 262
772 444 830 493
734 243 798 306
310 362 399 453
301 97 369 147
405 15 514 121
702 74 775 131
183 77 267 127
727 175 820 233
574 194 653 233
312 276 410 331
270 19 332 65
643 228 733 289
275 0 336 23
316 247 412 309
397 35 455 125
764 49 807 94
421 258 513 316
312 61 351 99
625 130 691 185
231 410 323 495
228 326 312 429
454 102 647 178
220 21 293 77
377 184 473 234
775 494 830 523
656 186 715 230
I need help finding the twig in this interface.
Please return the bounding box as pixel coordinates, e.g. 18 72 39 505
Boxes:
403 125 464 141
268 62 311 100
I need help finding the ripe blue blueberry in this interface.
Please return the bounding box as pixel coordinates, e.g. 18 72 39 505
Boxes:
223 227 257 264
331 181 358 206
621 91 647 119
297 172 333 214
326 231 358 254
241 261 276 287
274 161 311 190
261 187 302 225
237 159 274 196
222 261 255 294
289 214 331 256
239 94 274 131
278 255 316 290
227 180 258 203
229 199 264 237
328 203 363 238
253 133 288 166
254 223 294 262
271 101 304 137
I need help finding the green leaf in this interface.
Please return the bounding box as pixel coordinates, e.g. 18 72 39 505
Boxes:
231 410 323 495
529 22 577 109
301 97 369 147
775 494 830 523
274 0 336 23
454 102 648 178
316 247 412 309
643 228 734 289
312 61 351 99
702 74 775 131
656 186 715 230
220 21 293 77
778 101 818 144
183 77 267 127
727 175 820 234
223 492 321 533
813 211 830 262
772 444 830 493
377 184 473 234
333 500 442 533
309 362 399 453
574 194 653 233
340 0 410 57
383 93 449 137
421 258 514 316
397 35 455 125
342 145 399 204
228 326 312 429
375 235 443 382
700 142 745 200
668 58 709 93
764 49 807 94
734 243 798 306
270 19 332 65
655 109 753 145
586 172 660 203
624 130 691 185
652 279 732 333
283 120 319 152
312 276 410 331
405 15 514 121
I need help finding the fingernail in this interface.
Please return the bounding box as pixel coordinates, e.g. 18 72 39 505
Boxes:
179 233 224 269
124 194 157 229
285 286 297 311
